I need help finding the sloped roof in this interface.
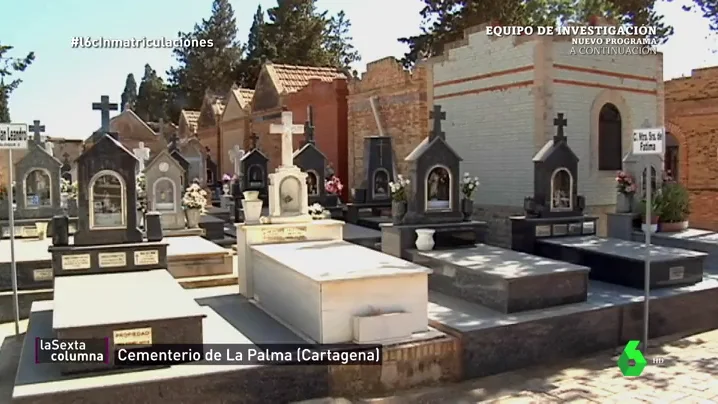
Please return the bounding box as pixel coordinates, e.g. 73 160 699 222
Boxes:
532 139 578 162
266 63 346 94
92 109 157 138
231 87 255 109
81 133 139 162
293 142 327 160
241 147 267 161
181 110 200 132
405 137 462 162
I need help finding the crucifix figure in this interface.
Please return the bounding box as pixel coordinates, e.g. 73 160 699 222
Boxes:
304 105 315 145
92 95 119 133
429 105 446 141
29 119 45 145
553 113 567 143
133 141 151 173
270 111 304 168
228 145 244 176
249 133 259 150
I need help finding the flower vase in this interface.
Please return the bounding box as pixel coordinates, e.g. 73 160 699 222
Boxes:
35 222 48 240
242 199 263 224
60 192 69 209
243 191 260 201
415 229 436 251
461 198 474 221
391 201 407 225
616 193 632 213
186 208 201 228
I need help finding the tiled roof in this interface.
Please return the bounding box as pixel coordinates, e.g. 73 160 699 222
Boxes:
181 110 200 132
267 63 346 94
232 88 255 109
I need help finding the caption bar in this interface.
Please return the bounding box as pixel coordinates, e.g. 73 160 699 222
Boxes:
35 338 382 366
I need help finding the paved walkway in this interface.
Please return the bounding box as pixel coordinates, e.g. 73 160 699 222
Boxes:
300 330 718 403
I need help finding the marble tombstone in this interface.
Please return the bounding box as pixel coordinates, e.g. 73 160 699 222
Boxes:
293 106 338 208
144 150 185 230
402 106 463 224
353 136 395 204
240 133 269 200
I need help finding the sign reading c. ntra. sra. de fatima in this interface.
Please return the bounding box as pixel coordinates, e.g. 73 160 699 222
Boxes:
632 128 665 155
0 123 29 149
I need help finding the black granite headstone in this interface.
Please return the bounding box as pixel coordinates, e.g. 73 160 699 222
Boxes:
240 133 268 201
358 136 396 203
402 105 463 224
52 214 69 246
145 211 163 241
523 113 585 218
61 152 72 181
293 106 336 206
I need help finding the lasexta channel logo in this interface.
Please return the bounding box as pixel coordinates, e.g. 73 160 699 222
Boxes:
617 340 647 376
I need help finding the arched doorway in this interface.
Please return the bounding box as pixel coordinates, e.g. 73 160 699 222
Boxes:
665 132 679 181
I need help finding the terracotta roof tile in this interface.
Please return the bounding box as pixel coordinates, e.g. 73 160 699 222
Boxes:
181 110 200 132
232 88 255 109
268 64 346 94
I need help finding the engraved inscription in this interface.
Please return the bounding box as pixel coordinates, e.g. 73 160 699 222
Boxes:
134 250 159 266
535 225 552 237
553 224 568 236
568 223 582 235
261 226 307 242
113 327 152 345
582 221 595 234
33 268 53 281
61 254 91 270
669 266 685 281
99 252 127 268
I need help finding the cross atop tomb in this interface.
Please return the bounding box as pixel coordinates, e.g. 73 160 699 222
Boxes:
249 133 259 150
92 95 119 134
553 113 568 143
270 111 304 168
304 105 315 145
133 141 151 172
229 145 244 176
29 119 45 145
429 105 446 141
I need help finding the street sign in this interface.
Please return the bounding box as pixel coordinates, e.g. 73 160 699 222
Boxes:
632 127 665 155
0 123 29 149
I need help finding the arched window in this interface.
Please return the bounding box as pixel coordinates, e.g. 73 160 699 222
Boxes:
598 103 622 170
550 168 573 211
372 168 389 198
306 170 319 196
24 168 52 207
153 178 176 212
425 165 452 211
89 170 126 229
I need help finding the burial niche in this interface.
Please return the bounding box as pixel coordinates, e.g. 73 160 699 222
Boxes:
153 178 176 212
306 170 319 196
426 165 451 210
248 165 264 187
24 169 52 207
89 170 125 228
550 168 573 211
280 177 301 213
373 168 389 198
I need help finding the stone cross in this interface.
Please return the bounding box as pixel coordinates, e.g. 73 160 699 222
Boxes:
133 141 151 172
304 105 315 145
92 95 119 133
553 113 568 143
429 105 446 141
228 145 244 176
29 120 45 145
45 141 54 156
270 111 304 168
249 133 259 150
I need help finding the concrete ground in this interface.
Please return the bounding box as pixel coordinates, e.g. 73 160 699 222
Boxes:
3 321 717 403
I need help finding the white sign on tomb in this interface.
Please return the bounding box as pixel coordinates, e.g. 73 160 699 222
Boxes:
632 128 665 156
0 123 29 149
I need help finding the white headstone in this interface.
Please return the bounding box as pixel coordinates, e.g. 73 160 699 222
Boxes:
133 141 151 172
228 145 244 176
270 112 304 169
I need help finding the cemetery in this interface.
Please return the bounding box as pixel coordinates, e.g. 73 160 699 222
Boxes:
4 92 718 402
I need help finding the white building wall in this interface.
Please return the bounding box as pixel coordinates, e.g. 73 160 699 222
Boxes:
432 33 537 207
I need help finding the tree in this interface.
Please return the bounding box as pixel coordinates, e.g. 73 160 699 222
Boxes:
0 43 34 122
167 0 243 115
398 0 677 68
235 6 272 88
686 0 718 31
121 73 138 111
323 10 361 73
135 64 167 122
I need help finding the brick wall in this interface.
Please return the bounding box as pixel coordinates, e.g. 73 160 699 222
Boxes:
347 57 429 191
286 78 349 200
665 66 718 230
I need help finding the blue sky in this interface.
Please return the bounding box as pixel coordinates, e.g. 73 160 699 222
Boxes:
1 0 715 140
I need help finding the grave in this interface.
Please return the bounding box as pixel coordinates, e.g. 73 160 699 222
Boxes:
37 101 205 373
0 120 78 238
511 113 707 290
167 133 190 187
165 235 232 278
144 149 203 237
240 133 269 203
292 106 342 218
179 137 205 185
345 136 396 225
237 110 433 345
381 106 486 260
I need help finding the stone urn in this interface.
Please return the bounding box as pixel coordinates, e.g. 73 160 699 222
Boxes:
415 229 436 251
391 201 407 225
243 191 260 201
242 198 263 224
185 208 202 228
616 193 632 213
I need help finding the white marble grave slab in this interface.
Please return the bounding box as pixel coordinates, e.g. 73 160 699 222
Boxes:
250 240 431 344
166 236 227 257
